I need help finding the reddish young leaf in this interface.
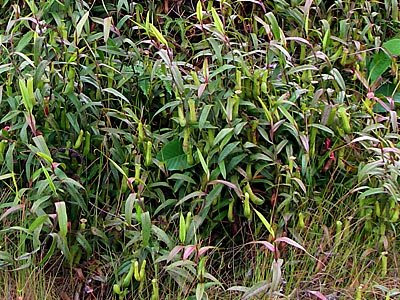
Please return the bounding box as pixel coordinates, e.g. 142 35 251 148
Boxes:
247 241 275 253
198 246 215 257
275 237 306 252
183 245 196 260
167 245 184 262
307 290 327 300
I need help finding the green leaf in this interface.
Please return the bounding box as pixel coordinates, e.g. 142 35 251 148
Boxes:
91 227 108 243
254 209 275 238
197 148 210 180
125 193 135 226
76 232 93 255
242 280 271 300
152 225 174 249
211 7 225 35
309 124 335 136
196 1 203 22
57 235 72 263
278 106 297 126
199 105 212 129
103 88 129 103
330 68 346 91
154 199 177 216
368 51 391 83
383 39 400 56
117 0 129 12
5 142 14 173
34 60 49 87
28 215 49 232
359 187 385 199
213 128 234 147
1 110 20 123
156 140 191 171
0 173 13 181
266 12 281 41
15 31 33 52
0 64 13 75
219 160 226 179
209 65 235 80
176 191 207 206
41 163 57 195
286 65 318 75
171 64 184 93
218 141 240 163
149 23 169 46
141 212 151 247
179 212 186 244
76 11 90 40
196 283 205 300
55 202 68 238
19 78 34 112
33 135 52 159
107 157 128 179
25 0 38 14
168 173 196 185
31 196 51 214
38 233 57 267
14 52 35 67
152 100 181 120
66 112 80 134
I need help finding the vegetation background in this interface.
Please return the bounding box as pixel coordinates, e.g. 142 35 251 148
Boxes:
0 0 400 299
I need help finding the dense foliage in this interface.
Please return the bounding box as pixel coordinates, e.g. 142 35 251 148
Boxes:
1 0 400 299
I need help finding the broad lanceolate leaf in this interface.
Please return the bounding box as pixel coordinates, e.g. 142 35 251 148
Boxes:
125 193 135 226
149 23 169 46
274 237 306 252
383 38 400 56
103 87 129 103
196 1 203 22
75 11 90 41
197 148 209 180
55 202 68 238
242 280 271 300
179 212 186 244
156 139 191 171
266 12 281 41
141 211 151 247
33 135 52 159
19 78 35 112
254 209 275 238
247 241 275 252
103 17 112 43
210 7 225 35
368 51 391 83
